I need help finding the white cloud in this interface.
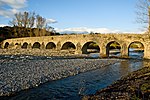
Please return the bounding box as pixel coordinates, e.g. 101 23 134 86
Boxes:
0 24 8 27
46 18 57 24
0 0 27 18
0 0 27 9
55 27 121 34
0 8 19 18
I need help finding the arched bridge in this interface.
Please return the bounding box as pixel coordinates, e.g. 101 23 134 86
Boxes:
1 33 150 59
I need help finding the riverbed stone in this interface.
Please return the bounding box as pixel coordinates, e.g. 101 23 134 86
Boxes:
0 55 119 96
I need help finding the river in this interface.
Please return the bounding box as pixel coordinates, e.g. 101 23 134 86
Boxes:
0 50 147 100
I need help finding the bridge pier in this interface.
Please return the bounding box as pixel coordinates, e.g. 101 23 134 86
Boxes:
40 42 45 49
143 44 150 59
16 43 22 49
100 46 107 58
75 42 82 54
27 43 32 49
144 52 150 59
56 42 61 51
75 50 82 54
121 44 128 58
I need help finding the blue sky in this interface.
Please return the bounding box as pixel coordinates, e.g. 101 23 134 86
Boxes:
0 0 146 33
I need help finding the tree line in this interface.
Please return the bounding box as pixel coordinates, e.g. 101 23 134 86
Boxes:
0 12 60 42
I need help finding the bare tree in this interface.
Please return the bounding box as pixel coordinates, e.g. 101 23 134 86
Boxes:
9 12 23 27
136 0 150 32
9 11 35 28
9 11 36 37
35 15 48 36
26 12 36 28
27 12 36 37
22 12 28 28
9 11 56 37
45 24 56 35
36 14 46 29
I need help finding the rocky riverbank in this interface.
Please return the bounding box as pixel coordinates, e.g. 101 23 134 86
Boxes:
0 55 119 96
0 49 84 57
82 66 150 100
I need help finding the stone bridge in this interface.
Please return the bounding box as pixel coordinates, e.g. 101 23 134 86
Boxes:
1 33 150 59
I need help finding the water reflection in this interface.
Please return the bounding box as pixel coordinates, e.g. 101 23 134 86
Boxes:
129 48 144 59
89 53 100 58
89 48 144 59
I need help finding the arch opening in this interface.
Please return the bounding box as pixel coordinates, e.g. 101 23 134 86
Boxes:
128 42 144 58
32 42 41 49
106 41 121 57
4 42 9 49
61 42 76 50
22 42 28 49
46 42 56 49
15 43 19 45
82 42 100 54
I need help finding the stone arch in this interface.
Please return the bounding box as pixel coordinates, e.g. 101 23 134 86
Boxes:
128 41 144 58
4 42 9 48
61 42 76 50
22 42 28 49
82 41 100 54
32 42 41 49
46 42 56 49
15 43 19 45
106 41 121 57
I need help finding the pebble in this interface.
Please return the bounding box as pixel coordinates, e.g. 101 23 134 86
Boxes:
0 49 120 96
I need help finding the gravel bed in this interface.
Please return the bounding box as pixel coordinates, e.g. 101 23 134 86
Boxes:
0 49 85 57
0 56 119 96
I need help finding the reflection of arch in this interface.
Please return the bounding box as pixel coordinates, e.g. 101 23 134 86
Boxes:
61 42 76 50
46 42 56 49
32 42 41 49
82 41 100 54
106 41 121 57
128 41 144 58
4 42 9 48
22 42 28 49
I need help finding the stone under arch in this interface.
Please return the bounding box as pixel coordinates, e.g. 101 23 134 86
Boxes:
61 42 76 50
22 42 28 49
128 41 144 58
4 42 9 48
106 41 121 57
82 41 100 54
32 42 41 49
46 42 56 49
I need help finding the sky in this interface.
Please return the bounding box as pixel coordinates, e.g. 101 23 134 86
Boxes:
0 0 146 33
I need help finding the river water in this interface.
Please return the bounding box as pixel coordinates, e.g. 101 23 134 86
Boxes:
1 51 147 100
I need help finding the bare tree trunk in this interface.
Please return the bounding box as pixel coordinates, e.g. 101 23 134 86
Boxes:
148 7 150 32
